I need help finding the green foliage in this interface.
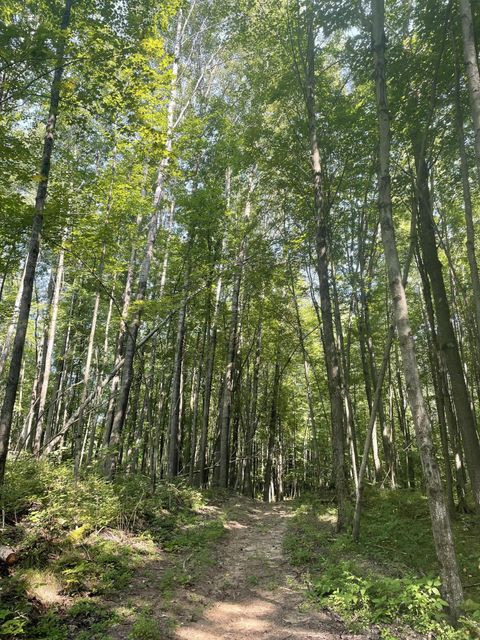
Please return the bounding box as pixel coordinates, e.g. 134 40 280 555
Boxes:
1 458 47 517
53 540 134 595
161 518 225 552
2 460 207 537
0 460 225 639
30 466 121 533
67 600 114 640
312 565 450 634
0 609 28 638
285 492 480 639
128 610 162 640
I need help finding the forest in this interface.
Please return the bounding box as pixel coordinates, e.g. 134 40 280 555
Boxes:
1 0 480 638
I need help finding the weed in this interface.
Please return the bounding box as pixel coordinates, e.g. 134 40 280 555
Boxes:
0 459 226 640
128 610 162 640
284 490 480 639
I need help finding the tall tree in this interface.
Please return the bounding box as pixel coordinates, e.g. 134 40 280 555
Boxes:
370 0 463 618
0 0 73 484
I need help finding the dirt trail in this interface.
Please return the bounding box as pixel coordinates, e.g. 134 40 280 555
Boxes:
172 500 366 640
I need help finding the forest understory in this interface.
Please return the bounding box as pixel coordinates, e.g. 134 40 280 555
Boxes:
1 465 479 640
2 0 480 637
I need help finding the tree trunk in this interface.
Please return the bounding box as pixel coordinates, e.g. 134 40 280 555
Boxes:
263 361 280 503
415 148 480 512
217 268 241 487
417 248 456 515
198 272 222 486
33 247 65 454
43 290 75 446
371 0 463 619
167 273 189 478
0 263 26 380
0 0 73 484
189 327 205 484
243 323 262 497
454 50 480 345
217 181 252 487
458 0 480 183
305 4 348 531
74 254 104 477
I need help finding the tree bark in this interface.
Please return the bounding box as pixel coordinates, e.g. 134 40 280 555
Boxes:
458 0 480 183
371 0 463 619
167 272 189 478
454 49 480 345
243 322 262 497
217 180 252 487
415 148 480 512
417 248 456 515
0 263 26 380
0 0 73 484
263 361 280 502
33 247 65 454
305 4 348 531
198 270 222 486
104 11 182 479
74 254 104 477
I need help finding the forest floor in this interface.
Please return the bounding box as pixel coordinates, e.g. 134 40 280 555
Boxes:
2 464 479 639
107 497 365 640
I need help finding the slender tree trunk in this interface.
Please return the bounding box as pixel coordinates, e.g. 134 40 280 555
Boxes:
371 0 463 618
243 323 262 497
198 275 222 486
353 326 394 542
415 149 480 512
290 274 320 481
167 272 189 478
103 241 137 449
0 0 73 484
33 247 64 453
394 347 415 488
263 361 280 502
217 181 252 487
305 5 348 531
74 255 104 478
454 51 480 344
458 0 480 183
357 293 382 482
217 268 241 487
104 11 182 479
417 249 456 515
189 327 205 484
0 263 26 380
331 267 359 489
28 266 56 452
43 291 75 445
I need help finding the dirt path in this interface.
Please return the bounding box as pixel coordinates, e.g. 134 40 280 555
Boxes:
172 499 367 640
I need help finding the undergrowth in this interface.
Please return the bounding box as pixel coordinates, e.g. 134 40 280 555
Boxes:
284 489 480 639
0 457 226 639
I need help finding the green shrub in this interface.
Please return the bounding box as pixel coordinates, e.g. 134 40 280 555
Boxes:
31 465 121 532
1 457 47 518
285 492 480 639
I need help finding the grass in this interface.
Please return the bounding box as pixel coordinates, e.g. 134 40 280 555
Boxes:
128 609 162 640
284 489 480 639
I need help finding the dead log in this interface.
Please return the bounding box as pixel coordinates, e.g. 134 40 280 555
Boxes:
0 545 17 565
